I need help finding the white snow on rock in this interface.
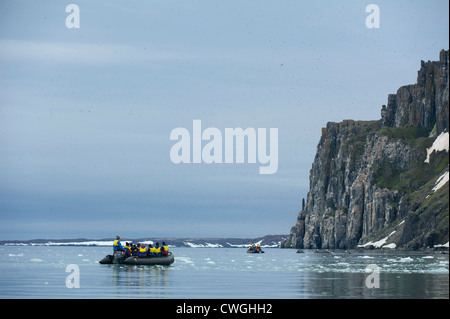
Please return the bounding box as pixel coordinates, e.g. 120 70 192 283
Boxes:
432 171 449 193
424 131 449 163
434 242 449 248
358 231 397 249
183 242 223 248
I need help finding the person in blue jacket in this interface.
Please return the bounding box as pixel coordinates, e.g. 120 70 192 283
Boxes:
113 235 124 251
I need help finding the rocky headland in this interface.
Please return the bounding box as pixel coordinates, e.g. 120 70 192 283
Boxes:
283 50 449 250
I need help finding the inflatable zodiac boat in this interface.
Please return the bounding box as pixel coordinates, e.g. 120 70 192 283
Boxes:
247 249 264 253
99 251 175 266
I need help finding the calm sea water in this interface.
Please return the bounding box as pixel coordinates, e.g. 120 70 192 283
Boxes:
0 246 448 299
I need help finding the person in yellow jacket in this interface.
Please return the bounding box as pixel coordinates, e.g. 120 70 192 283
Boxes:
131 243 138 256
147 244 155 256
161 242 169 256
147 244 160 256
154 243 161 256
123 242 132 257
138 244 148 257
113 236 124 251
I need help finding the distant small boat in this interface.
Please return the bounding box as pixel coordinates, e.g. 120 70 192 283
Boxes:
99 251 174 266
247 249 264 254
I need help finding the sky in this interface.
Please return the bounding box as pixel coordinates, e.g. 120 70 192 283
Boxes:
0 0 448 240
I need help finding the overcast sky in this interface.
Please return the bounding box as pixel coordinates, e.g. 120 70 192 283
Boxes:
0 0 448 240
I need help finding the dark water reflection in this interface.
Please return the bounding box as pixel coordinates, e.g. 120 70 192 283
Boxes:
295 272 449 298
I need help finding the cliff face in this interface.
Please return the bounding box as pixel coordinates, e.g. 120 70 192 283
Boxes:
381 49 449 135
285 50 449 250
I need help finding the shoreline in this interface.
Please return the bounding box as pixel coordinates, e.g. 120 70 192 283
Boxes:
0 234 288 248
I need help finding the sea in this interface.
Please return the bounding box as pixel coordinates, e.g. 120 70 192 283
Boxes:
0 245 448 299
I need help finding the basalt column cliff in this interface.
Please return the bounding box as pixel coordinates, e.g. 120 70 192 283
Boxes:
283 50 449 250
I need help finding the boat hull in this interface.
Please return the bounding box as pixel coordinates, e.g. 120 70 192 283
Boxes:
99 252 174 266
123 253 174 265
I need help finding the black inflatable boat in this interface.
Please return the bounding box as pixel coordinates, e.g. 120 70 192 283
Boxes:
99 251 174 266
247 249 264 253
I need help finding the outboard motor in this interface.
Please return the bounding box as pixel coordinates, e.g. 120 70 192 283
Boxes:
113 250 124 264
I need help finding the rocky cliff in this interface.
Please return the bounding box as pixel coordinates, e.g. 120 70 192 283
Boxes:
284 50 449 250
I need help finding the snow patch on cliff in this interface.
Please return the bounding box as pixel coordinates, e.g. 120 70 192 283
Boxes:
432 171 449 193
358 230 397 249
424 131 449 163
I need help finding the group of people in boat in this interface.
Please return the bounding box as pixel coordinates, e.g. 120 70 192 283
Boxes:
248 244 262 252
113 236 169 258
